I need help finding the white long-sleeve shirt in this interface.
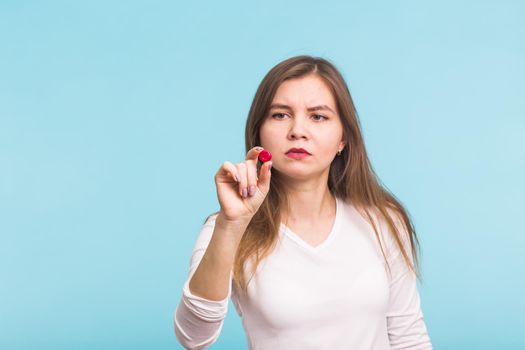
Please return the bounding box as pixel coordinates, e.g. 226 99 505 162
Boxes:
174 197 433 349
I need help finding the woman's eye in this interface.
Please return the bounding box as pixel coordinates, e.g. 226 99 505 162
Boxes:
272 113 288 119
312 114 328 121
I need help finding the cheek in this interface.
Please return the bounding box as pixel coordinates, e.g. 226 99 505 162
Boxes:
320 129 343 149
259 123 281 147
259 124 269 147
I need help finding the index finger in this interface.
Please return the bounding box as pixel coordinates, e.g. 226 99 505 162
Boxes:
246 146 264 161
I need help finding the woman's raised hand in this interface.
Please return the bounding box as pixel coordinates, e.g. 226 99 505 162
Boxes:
214 146 273 223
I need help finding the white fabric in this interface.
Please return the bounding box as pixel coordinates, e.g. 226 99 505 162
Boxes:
174 197 433 349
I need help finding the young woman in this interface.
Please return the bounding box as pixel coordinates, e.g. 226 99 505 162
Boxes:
174 56 433 349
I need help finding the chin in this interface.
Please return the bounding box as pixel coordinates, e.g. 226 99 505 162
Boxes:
276 165 325 181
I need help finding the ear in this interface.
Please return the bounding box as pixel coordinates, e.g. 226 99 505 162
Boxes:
338 141 346 152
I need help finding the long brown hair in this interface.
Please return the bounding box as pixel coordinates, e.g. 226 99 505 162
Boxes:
221 55 421 294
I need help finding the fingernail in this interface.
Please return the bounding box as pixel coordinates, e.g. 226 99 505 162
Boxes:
234 174 240 182
242 187 248 198
249 185 256 196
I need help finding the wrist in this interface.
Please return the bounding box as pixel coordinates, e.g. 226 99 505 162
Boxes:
216 211 252 229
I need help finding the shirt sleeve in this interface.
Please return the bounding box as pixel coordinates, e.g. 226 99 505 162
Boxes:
384 212 433 350
174 214 234 350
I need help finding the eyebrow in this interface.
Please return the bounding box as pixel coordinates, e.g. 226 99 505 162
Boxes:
269 103 336 114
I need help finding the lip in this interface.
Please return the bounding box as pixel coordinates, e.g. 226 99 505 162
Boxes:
285 147 311 155
286 152 310 159
285 147 312 160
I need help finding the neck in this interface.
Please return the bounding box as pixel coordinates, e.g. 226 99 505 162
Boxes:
281 175 336 224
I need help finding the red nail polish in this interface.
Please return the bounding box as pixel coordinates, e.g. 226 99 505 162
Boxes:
258 149 272 163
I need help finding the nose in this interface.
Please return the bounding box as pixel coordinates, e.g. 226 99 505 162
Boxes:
287 116 309 140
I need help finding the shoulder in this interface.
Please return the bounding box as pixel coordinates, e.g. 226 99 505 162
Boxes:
347 202 411 259
380 207 415 266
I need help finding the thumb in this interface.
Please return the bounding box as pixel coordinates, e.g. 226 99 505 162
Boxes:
257 161 272 192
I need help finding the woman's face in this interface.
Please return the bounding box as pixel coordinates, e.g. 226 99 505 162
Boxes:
259 74 345 181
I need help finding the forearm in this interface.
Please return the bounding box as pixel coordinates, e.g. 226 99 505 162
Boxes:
188 214 250 301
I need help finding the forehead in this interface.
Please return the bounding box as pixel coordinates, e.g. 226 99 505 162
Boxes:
272 74 336 109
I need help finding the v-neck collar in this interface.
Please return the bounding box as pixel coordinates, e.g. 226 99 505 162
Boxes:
280 196 342 253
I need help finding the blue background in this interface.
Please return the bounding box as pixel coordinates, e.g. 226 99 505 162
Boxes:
1 1 523 349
